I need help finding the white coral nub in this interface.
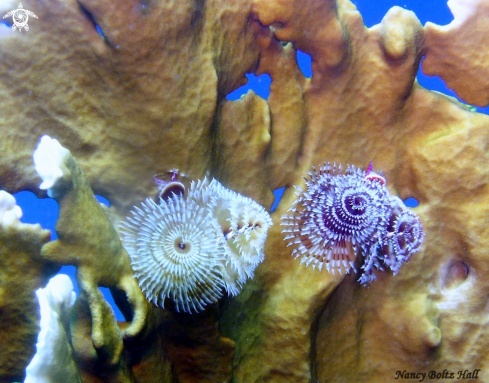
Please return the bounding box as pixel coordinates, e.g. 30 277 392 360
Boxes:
0 190 22 226
33 135 70 195
25 274 80 383
446 0 477 29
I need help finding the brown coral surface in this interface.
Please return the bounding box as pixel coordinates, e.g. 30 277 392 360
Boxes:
1 0 489 382
0 0 260 215
0 205 56 382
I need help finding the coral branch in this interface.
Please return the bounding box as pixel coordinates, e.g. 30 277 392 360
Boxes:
423 0 489 106
25 274 81 383
0 191 55 382
32 136 149 368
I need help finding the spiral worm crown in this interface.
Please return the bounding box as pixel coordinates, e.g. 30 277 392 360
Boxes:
120 196 226 313
121 177 272 312
282 163 424 283
381 196 425 275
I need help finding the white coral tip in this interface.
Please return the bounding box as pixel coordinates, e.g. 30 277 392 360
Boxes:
0 190 22 226
447 0 476 25
25 274 78 383
33 135 70 191
39 274 77 316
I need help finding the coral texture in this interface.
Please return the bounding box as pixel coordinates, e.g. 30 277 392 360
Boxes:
423 0 489 106
0 0 261 216
1 0 489 381
0 191 55 382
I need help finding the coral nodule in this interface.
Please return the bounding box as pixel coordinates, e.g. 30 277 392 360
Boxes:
120 178 272 313
281 163 424 284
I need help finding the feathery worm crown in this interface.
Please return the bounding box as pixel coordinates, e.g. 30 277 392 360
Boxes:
281 163 424 284
188 178 273 296
120 195 226 313
121 177 272 313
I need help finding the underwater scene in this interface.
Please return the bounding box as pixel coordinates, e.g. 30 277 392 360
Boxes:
1 0 489 381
